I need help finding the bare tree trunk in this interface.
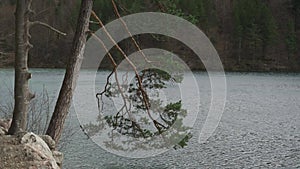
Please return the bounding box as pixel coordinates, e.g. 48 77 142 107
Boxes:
46 0 93 144
8 0 34 134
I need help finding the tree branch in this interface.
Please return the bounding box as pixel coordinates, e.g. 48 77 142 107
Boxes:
89 21 100 24
90 32 135 123
91 11 166 134
30 21 67 36
26 0 35 15
0 51 9 55
111 0 154 64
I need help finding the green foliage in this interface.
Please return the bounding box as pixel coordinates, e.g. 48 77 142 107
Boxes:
259 4 278 45
292 0 300 30
89 0 114 31
116 0 144 14
93 0 113 23
178 0 217 30
90 0 145 31
165 100 182 112
69 1 81 28
174 132 192 149
233 0 278 59
85 68 192 150
88 0 216 27
0 0 16 5
160 0 198 24
9 0 16 5
158 0 217 27
292 0 300 14
286 20 297 58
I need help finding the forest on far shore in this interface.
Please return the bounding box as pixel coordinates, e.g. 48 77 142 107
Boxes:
0 0 299 71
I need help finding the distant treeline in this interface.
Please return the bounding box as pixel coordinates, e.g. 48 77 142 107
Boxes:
0 0 299 71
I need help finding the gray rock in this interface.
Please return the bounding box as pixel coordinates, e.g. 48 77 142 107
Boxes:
52 150 63 167
0 132 63 169
40 135 56 150
0 118 12 131
0 126 7 135
20 132 60 169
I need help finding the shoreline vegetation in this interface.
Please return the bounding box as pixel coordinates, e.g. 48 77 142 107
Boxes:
0 0 299 168
0 0 299 72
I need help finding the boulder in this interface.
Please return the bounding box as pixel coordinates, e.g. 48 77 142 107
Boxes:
0 132 63 169
0 126 7 135
0 118 12 132
20 132 60 169
52 151 63 167
40 135 56 150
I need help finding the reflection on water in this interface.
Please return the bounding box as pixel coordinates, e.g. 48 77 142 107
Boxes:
0 69 300 168
75 69 199 158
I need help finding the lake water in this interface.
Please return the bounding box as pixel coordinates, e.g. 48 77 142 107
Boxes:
0 69 300 168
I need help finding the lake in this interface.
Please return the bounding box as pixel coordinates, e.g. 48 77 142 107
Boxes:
0 69 300 168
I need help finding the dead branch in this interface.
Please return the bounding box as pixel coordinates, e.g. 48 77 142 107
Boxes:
26 0 35 15
91 32 141 131
0 51 9 55
91 11 154 120
89 21 100 24
111 0 153 64
91 11 167 133
112 1 131 14
155 0 167 12
29 21 67 36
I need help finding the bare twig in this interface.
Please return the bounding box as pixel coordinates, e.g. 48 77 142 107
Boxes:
91 11 167 133
156 0 167 12
91 32 143 133
112 1 131 14
91 11 154 120
26 0 35 15
29 21 67 36
111 0 153 64
0 51 8 55
89 21 100 24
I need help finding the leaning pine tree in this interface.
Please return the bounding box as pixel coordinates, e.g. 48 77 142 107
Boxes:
46 0 94 144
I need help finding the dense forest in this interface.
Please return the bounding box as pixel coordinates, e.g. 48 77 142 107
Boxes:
0 0 299 71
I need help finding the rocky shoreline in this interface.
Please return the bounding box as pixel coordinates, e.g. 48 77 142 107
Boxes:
0 119 63 169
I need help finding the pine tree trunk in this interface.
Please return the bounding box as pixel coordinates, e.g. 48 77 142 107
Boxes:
46 0 93 144
8 0 34 134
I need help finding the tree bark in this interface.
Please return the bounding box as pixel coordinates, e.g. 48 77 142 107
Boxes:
46 0 93 144
8 0 34 134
